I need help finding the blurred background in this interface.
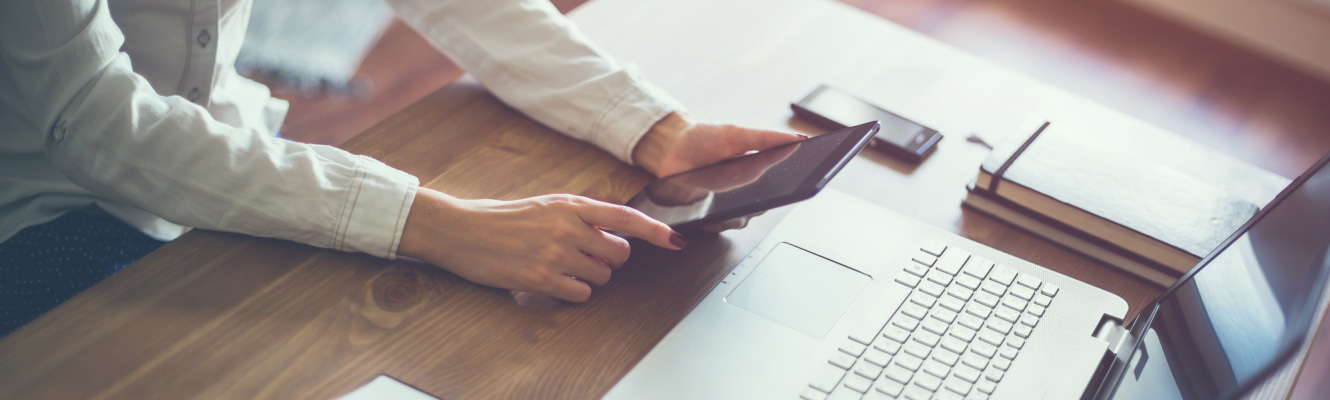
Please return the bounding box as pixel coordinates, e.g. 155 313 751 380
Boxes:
239 0 1330 397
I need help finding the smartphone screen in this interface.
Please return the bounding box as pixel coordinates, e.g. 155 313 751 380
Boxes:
801 88 928 144
625 123 877 229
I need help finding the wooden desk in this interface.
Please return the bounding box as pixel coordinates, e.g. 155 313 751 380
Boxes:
0 0 1313 398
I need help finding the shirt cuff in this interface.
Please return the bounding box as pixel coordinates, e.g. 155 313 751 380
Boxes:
591 67 687 165
332 155 420 260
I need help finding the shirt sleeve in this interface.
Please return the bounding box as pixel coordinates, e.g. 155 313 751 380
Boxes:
0 0 419 259
383 0 687 164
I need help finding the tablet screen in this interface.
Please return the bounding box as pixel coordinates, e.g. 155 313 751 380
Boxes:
626 122 876 229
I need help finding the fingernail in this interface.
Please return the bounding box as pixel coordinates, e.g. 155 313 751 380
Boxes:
670 232 688 249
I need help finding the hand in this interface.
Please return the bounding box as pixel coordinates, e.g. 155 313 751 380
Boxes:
632 112 805 231
632 112 807 178
397 189 687 302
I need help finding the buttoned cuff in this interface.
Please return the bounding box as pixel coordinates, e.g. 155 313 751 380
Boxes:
332 155 420 260
592 68 687 165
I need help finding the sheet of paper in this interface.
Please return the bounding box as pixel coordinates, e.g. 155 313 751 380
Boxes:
338 375 440 400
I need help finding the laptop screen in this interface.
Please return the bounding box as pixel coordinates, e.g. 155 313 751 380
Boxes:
1108 157 1330 400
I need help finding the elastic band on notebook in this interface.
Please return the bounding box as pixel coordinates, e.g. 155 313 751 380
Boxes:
990 121 1050 193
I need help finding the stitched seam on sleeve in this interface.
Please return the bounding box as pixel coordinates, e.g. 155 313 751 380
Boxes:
332 159 364 250
588 85 638 146
338 162 369 251
386 184 413 259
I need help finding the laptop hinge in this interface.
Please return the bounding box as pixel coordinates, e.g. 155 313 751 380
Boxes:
1093 316 1136 360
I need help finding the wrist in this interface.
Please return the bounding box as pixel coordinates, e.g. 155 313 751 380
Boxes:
632 112 691 177
397 188 462 261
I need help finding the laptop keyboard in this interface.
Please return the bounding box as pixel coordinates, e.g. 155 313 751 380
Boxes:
800 241 1059 400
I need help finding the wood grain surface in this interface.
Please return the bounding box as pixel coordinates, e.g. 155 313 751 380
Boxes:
1 0 1327 398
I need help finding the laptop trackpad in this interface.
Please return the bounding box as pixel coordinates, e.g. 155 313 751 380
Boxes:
725 243 870 338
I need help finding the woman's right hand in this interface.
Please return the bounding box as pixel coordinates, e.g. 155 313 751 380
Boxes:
397 189 687 302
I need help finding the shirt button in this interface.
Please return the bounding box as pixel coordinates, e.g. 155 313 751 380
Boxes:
187 87 201 102
52 122 67 141
197 29 211 48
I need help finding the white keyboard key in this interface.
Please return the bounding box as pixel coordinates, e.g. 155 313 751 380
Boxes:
902 303 929 320
965 304 992 319
920 281 947 297
1015 274 1042 291
986 320 1013 335
922 358 951 379
976 378 997 394
874 339 902 355
994 307 1020 323
988 266 1016 286
896 274 921 288
1006 336 1026 350
1000 296 1027 312
974 292 1000 309
935 390 965 400
999 345 1018 360
913 372 943 391
1020 314 1039 327
991 357 1012 371
947 286 975 302
839 341 867 357
955 274 983 290
927 269 954 286
970 341 998 359
961 353 989 370
939 296 966 313
904 342 932 359
844 371 874 392
930 308 958 324
949 325 977 342
941 336 968 354
1033 294 1052 307
962 257 993 280
913 330 942 347
827 385 864 400
848 320 885 345
954 365 983 383
903 262 929 278
957 314 984 331
921 241 947 257
909 293 936 309
1014 324 1033 338
864 348 892 367
1040 282 1060 297
977 329 1005 347
830 352 857 369
874 378 906 397
980 281 1006 297
921 318 949 336
935 248 969 276
810 364 847 392
902 385 932 400
944 376 973 396
893 315 921 332
883 325 912 343
800 386 829 400
895 353 924 371
883 363 914 384
1027 304 1046 317
932 348 961 366
1009 285 1036 301
986 369 1005 382
912 252 938 267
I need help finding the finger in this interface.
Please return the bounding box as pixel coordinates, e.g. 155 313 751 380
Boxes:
575 199 686 250
579 230 632 268
544 275 593 302
561 252 614 286
702 216 750 233
726 127 806 152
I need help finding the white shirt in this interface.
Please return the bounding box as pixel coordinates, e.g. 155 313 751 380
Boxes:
0 0 683 259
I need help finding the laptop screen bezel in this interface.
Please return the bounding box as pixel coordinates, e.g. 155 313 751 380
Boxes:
1096 151 1330 400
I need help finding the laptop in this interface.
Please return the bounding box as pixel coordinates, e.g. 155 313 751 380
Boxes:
607 152 1330 400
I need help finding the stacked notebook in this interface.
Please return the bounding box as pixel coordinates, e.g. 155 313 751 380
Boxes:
964 119 1286 287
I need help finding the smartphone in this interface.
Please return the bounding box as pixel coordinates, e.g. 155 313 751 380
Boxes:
624 122 879 231
791 84 942 163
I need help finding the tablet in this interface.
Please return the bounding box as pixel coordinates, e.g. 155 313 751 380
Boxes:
626 121 879 231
